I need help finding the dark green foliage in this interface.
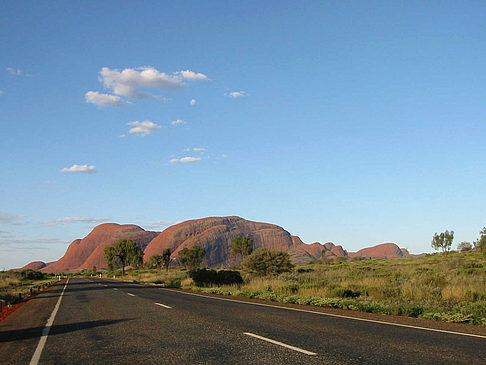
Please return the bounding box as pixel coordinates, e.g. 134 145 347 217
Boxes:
149 255 163 270
104 239 143 275
431 230 454 254
231 236 254 258
19 270 46 280
331 287 361 298
189 268 243 287
162 248 172 272
178 246 205 271
242 248 293 276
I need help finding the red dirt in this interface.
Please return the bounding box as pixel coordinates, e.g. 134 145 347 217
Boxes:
0 284 53 322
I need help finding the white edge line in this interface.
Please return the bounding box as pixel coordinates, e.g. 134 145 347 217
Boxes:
160 288 486 340
244 332 317 356
155 302 172 309
29 279 69 365
127 293 135 297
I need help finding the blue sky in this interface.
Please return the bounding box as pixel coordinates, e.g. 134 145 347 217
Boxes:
1 1 485 269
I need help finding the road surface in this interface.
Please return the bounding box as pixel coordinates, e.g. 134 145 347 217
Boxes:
0 278 485 364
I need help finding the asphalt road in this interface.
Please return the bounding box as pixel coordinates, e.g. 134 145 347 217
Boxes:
1 278 485 364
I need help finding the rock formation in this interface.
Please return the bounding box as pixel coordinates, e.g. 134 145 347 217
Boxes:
143 216 294 266
348 243 407 259
41 223 158 272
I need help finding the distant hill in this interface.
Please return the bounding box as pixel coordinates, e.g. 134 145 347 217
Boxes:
19 217 416 272
348 243 410 259
40 223 158 272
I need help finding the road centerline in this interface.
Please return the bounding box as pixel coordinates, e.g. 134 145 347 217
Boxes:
243 332 317 356
155 302 172 309
29 279 70 365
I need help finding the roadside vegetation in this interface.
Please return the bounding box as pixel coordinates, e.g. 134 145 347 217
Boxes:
104 230 486 325
0 270 57 306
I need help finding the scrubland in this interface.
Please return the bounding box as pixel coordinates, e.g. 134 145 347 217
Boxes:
116 250 486 325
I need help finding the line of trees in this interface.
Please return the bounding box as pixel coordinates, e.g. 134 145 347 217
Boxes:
432 226 486 257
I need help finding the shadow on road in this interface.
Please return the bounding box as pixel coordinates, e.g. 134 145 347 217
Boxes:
0 318 134 343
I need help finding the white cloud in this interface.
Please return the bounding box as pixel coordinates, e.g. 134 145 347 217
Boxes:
0 237 65 249
170 157 202 164
44 217 111 226
221 154 228 158
183 147 206 152
190 99 196 105
171 119 184 125
177 70 210 80
98 66 209 99
6 67 22 76
0 212 26 226
225 91 246 98
127 120 161 136
0 90 4 95
61 164 97 173
85 91 122 107
142 220 175 230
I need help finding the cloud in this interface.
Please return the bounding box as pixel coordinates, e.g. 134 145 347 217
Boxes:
225 91 246 98
44 217 111 226
61 164 97 173
6 67 22 76
0 90 4 96
170 157 202 164
177 70 210 80
171 119 184 126
0 237 65 249
98 66 209 99
184 147 206 152
127 120 161 136
0 212 26 226
85 91 122 108
190 99 196 105
142 220 175 230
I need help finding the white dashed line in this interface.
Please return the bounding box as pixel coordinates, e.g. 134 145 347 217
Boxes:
161 288 486 340
113 288 118 291
127 293 135 297
243 332 317 356
155 302 172 309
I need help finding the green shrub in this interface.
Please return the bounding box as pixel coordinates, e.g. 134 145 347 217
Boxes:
331 287 361 298
189 268 243 287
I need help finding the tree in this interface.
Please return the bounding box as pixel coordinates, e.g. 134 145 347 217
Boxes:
178 246 205 271
231 236 254 258
431 230 454 254
457 241 472 252
162 248 172 272
104 239 144 275
474 226 486 257
149 255 163 270
242 248 293 276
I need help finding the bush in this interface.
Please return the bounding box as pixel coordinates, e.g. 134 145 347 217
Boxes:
20 270 46 280
189 268 243 287
242 248 293 276
331 287 361 298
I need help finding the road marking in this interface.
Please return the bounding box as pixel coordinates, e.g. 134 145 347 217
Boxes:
155 302 172 309
127 293 135 297
29 279 70 365
161 289 486 340
113 288 118 290
244 332 317 356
